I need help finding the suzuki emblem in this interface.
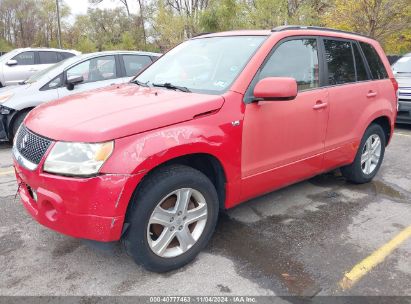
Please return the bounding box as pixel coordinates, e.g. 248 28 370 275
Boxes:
20 134 28 151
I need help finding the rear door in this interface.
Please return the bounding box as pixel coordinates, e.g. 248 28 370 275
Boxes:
36 51 59 73
3 51 36 85
120 54 153 81
322 38 379 169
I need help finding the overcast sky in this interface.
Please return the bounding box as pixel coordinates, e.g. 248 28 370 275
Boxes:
66 0 140 17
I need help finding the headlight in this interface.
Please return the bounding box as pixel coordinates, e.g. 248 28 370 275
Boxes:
43 141 114 177
0 93 14 104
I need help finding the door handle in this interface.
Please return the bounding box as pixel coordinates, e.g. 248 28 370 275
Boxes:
367 91 378 98
313 101 328 110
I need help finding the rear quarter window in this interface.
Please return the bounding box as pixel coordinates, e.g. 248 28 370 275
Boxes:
359 42 388 80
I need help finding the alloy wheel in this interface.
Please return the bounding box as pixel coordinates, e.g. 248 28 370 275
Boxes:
361 134 382 175
147 188 208 258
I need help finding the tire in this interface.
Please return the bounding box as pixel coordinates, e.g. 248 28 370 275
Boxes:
123 165 219 272
341 123 386 184
10 110 30 142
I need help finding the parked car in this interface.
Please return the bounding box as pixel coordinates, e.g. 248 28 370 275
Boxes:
0 48 80 87
0 51 161 141
12 26 397 272
392 52 411 124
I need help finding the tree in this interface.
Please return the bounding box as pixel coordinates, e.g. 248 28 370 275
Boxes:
323 0 411 40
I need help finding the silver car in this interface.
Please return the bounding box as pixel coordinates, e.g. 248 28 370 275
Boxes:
393 53 411 124
0 50 161 141
0 48 80 87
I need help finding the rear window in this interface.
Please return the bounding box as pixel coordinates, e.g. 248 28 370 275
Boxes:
359 42 388 79
353 43 369 81
39 51 58 64
324 39 356 85
122 55 152 77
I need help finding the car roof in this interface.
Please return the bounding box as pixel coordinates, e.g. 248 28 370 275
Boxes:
11 47 80 54
79 50 162 59
194 26 376 43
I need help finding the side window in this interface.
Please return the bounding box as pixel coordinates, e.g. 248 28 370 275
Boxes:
66 56 117 84
324 39 356 85
41 74 63 91
62 52 76 59
12 51 35 65
38 51 58 64
122 55 152 77
353 43 369 81
359 42 388 80
259 39 319 91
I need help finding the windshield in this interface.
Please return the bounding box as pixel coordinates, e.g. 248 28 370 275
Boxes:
135 36 267 94
392 56 411 73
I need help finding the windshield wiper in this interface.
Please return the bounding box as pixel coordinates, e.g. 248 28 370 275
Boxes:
131 79 150 87
152 82 191 93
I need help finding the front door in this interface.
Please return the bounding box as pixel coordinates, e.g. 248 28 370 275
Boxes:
58 55 124 98
3 51 36 85
241 37 329 200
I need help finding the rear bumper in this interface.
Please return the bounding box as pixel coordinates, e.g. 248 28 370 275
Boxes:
13 157 141 242
396 100 411 124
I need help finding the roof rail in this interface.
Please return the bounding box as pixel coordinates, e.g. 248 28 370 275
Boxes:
192 32 213 38
271 25 370 38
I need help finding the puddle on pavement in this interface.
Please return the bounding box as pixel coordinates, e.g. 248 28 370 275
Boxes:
208 172 377 296
370 180 405 199
208 213 321 296
309 171 407 201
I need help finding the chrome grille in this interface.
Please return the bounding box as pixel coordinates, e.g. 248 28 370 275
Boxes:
15 125 51 165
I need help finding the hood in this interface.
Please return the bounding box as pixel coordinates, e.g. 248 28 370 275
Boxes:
25 84 225 142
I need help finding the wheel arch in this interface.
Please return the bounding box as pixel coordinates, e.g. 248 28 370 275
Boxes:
8 107 34 138
129 153 227 213
368 115 392 146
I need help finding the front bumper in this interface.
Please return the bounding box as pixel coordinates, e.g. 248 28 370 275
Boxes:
13 155 141 242
0 106 17 141
0 113 8 141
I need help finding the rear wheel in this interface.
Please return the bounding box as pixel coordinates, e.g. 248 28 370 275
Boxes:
341 123 386 184
123 165 219 272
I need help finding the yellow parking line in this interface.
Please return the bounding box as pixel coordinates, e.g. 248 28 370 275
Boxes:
394 132 411 137
339 225 411 290
0 169 14 176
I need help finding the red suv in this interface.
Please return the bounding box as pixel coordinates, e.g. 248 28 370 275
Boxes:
13 26 398 272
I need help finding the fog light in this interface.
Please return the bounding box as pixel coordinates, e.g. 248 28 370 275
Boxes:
0 107 10 115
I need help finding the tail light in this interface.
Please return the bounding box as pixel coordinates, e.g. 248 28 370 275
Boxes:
390 78 399 92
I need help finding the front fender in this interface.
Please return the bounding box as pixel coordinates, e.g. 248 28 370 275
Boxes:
100 120 241 184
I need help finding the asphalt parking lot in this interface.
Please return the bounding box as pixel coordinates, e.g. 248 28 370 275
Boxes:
0 126 410 298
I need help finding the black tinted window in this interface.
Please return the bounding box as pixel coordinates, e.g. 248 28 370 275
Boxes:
12 51 35 65
359 42 388 79
123 55 152 77
39 51 58 64
324 40 356 85
260 39 319 91
62 52 75 59
353 43 369 81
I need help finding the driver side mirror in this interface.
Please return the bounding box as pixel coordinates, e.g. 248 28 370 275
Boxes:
66 75 84 91
253 77 298 101
6 59 18 66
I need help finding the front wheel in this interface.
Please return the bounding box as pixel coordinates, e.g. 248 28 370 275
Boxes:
341 123 386 184
123 165 219 272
